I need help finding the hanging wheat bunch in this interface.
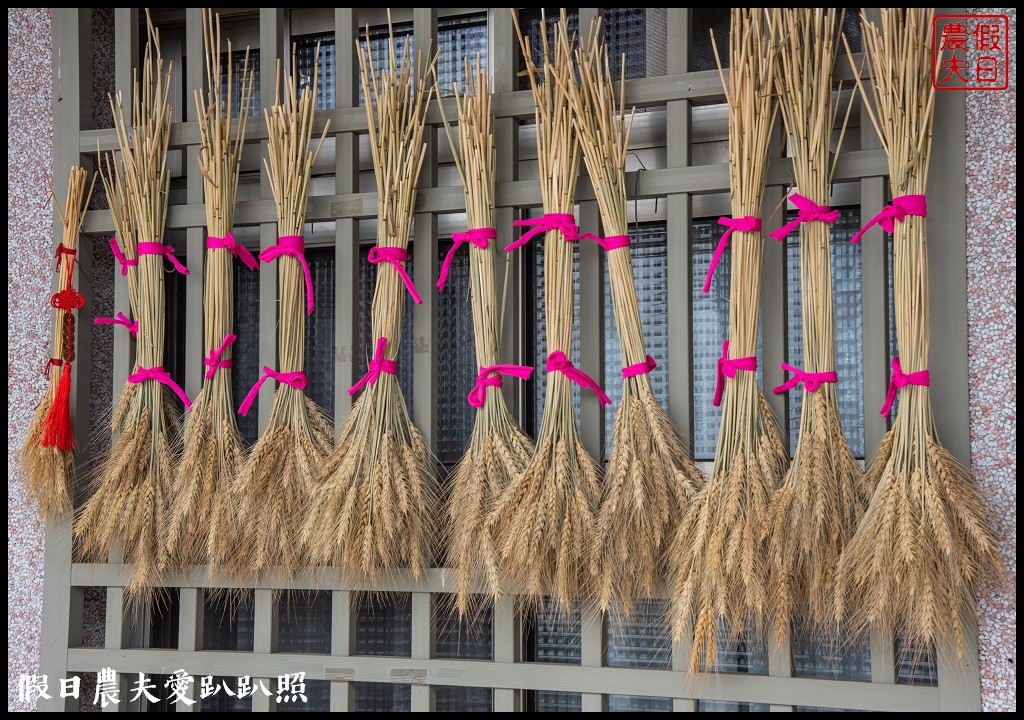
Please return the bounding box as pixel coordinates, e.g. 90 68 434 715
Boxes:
836 8 1000 659
22 166 97 518
558 20 704 616
668 9 787 673
434 59 536 617
489 10 604 615
302 21 437 582
762 8 865 643
76 14 189 596
231 44 332 576
168 10 257 570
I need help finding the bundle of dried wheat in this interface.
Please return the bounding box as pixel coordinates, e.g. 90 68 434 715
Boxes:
837 8 1000 659
668 9 787 673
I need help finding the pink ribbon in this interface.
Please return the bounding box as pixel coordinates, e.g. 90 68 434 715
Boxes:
207 232 259 270
438 227 496 292
851 194 928 244
713 340 758 407
546 350 611 407
622 355 657 379
369 246 421 304
238 366 307 416
596 235 631 251
704 216 764 293
348 337 398 397
505 213 599 252
94 312 138 337
880 356 930 417
109 237 136 276
769 193 839 241
128 365 192 411
204 333 237 379
260 236 314 314
467 364 534 408
772 363 837 394
137 242 190 275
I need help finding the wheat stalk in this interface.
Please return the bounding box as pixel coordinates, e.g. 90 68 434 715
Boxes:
836 8 1000 659
302 16 439 583
668 9 787 673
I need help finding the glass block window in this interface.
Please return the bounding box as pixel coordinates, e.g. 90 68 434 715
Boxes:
605 599 672 712
793 621 871 681
294 32 336 110
355 682 412 712
436 239 476 464
278 591 332 654
219 48 260 118
696 622 770 712
784 208 865 457
528 599 582 712
163 247 188 393
358 244 416 417
358 22 415 107
276 680 331 713
603 222 670 459
885 232 900 419
690 8 731 72
199 677 253 712
203 592 255 651
354 593 413 712
304 248 336 420
233 255 261 444
435 597 493 711
605 8 665 80
896 636 938 687
517 8 580 90
437 13 488 92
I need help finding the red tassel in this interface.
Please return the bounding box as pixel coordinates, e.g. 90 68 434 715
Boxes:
41 362 75 451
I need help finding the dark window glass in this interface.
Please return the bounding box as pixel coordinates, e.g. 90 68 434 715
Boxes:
517 8 580 90
275 680 330 712
606 8 664 80
219 48 260 117
304 248 336 419
355 593 412 656
203 591 255 651
526 599 582 712
233 254 261 443
896 636 938 686
436 238 476 464
198 676 253 712
690 8 731 72
294 32 336 111
358 22 415 107
277 591 332 654
793 619 871 681
163 245 188 395
606 599 672 712
437 13 489 91
355 682 411 712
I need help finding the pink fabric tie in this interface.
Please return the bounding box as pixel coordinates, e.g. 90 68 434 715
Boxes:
622 355 657 379
704 216 764 293
207 232 259 270
94 312 138 337
109 237 136 276
369 246 421 304
880 356 930 417
438 227 496 292
468 364 534 408
137 242 190 275
769 193 839 241
348 337 398 397
505 213 599 252
260 236 314 314
772 363 837 394
596 235 631 251
851 194 928 244
546 350 611 407
713 340 758 407
204 333 237 379
238 366 307 416
128 365 192 411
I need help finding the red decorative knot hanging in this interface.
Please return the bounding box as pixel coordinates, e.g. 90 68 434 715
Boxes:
42 247 83 450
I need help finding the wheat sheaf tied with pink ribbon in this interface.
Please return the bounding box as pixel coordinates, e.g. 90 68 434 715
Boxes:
302 20 438 583
488 10 603 616
835 8 1000 659
76 13 186 598
169 10 256 572
435 58 537 618
668 9 788 674
558 19 705 618
231 40 333 578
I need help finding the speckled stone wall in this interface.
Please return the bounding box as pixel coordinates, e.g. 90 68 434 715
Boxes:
5 7 1017 712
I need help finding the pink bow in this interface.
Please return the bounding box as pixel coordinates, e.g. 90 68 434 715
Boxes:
369 246 421 304
851 194 928 244
207 232 259 270
596 235 631 251
713 340 758 407
622 355 657 379
128 365 192 411
704 216 764 293
109 237 137 276
772 362 837 395
468 364 534 408
94 312 138 337
438 227 496 292
204 333 237 379
546 350 611 407
348 337 398 397
260 236 314 314
769 193 839 241
238 366 307 416
880 356 930 417
137 242 190 275
505 213 599 252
